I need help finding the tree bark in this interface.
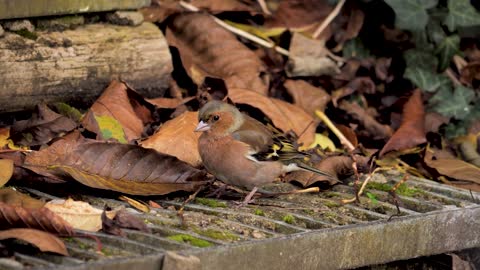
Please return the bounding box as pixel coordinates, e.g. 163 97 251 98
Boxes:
0 22 172 112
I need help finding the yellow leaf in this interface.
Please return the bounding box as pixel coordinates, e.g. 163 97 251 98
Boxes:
0 159 14 188
224 20 286 40
94 114 127 143
305 133 336 151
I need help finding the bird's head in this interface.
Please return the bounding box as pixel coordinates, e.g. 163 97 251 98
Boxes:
195 100 244 135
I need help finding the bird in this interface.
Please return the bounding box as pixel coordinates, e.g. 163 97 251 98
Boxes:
195 100 336 205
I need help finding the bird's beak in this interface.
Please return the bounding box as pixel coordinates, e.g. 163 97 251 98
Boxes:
195 120 210 132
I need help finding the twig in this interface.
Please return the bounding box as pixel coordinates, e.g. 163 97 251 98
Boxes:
315 110 355 151
444 68 462 86
350 153 361 202
179 1 289 56
257 0 272 15
177 186 204 215
313 0 347 39
341 167 385 204
387 174 409 221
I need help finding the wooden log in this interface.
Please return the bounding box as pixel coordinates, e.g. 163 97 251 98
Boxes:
0 22 172 112
0 0 151 20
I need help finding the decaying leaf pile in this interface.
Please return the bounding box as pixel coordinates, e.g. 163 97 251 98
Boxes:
1 0 480 258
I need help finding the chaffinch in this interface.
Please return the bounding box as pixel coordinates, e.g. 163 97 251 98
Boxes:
195 100 336 205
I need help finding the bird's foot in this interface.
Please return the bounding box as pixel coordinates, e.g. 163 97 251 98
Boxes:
205 183 227 198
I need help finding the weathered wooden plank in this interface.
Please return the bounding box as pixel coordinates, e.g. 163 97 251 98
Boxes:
0 22 172 112
0 0 151 20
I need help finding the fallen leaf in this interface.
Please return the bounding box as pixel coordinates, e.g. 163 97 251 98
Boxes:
460 61 480 86
425 146 480 184
82 80 154 142
332 2 365 50
84 113 128 143
307 134 336 151
284 80 331 116
380 89 426 157
140 111 202 167
266 0 332 32
10 104 77 146
339 100 393 140
147 97 194 109
112 209 150 233
101 210 125 237
45 199 117 232
189 0 258 13
0 188 45 209
228 88 316 146
0 202 74 235
0 228 68 256
286 33 340 77
425 112 450 133
119 195 150 213
0 159 13 188
335 124 358 148
166 13 268 95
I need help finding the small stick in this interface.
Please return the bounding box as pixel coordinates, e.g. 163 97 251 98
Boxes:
178 186 204 215
312 0 346 39
342 167 385 204
257 0 272 15
315 110 355 151
179 1 289 56
444 68 461 86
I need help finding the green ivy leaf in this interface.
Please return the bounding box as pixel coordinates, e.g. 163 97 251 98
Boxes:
404 66 450 92
432 85 475 119
436 35 460 71
343 38 371 59
404 49 438 70
444 0 480 31
385 0 438 31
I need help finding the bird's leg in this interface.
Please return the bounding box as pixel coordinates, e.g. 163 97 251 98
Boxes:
205 182 227 198
235 187 258 207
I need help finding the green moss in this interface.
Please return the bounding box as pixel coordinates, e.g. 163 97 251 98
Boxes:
14 29 37 40
323 212 338 220
195 198 227 208
101 248 114 256
167 234 213 247
282 214 295 224
367 182 392 192
324 201 340 208
302 209 315 215
254 209 265 216
367 182 420 197
194 229 239 241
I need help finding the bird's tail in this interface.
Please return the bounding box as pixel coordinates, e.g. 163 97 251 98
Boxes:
295 161 338 181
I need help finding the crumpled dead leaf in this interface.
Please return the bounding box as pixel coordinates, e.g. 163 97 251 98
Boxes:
166 13 268 95
286 33 340 77
0 188 45 209
140 111 202 167
228 88 316 146
339 100 393 140
380 89 426 157
82 80 155 142
284 80 331 116
0 159 14 188
24 132 206 196
10 104 77 146
45 199 118 232
0 228 69 256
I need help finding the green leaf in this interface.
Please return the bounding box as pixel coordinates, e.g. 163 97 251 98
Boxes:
342 38 371 59
404 66 450 92
436 35 460 71
444 0 480 31
404 49 438 70
366 192 378 205
385 0 438 31
432 85 475 119
94 114 128 143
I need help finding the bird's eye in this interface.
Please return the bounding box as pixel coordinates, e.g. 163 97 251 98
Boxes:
212 115 220 121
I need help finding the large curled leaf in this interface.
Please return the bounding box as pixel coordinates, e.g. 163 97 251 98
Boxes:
24 132 206 195
228 88 316 146
385 0 438 31
166 13 268 95
140 111 202 167
0 202 74 235
436 35 460 71
0 228 69 256
404 67 451 93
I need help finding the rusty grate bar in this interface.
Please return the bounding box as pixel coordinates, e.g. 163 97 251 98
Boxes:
1 173 480 270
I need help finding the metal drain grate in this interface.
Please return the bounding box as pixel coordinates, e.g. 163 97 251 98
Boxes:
2 173 480 270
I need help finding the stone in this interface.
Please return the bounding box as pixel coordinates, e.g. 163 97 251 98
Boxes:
106 11 144 26
162 251 201 270
3 19 34 32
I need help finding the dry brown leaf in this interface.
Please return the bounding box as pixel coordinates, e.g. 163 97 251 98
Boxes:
335 124 358 148
119 195 150 213
285 155 369 187
380 90 426 157
147 97 194 109
460 61 480 86
332 2 365 51
0 159 13 187
45 199 118 232
24 132 206 196
228 88 316 146
0 202 74 235
425 112 450 133
425 147 480 184
339 100 393 140
140 111 202 167
0 188 45 209
266 0 332 32
284 80 331 116
10 104 77 146
189 0 258 13
0 228 68 256
286 33 340 77
82 80 154 142
166 13 268 95
111 209 150 233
